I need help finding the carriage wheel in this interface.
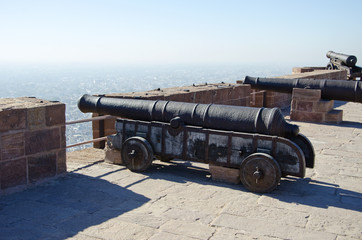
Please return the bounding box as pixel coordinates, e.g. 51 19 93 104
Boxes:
326 63 335 70
240 153 281 193
121 136 154 172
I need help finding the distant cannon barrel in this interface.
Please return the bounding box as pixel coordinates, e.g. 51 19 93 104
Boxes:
327 51 357 67
243 76 362 103
78 94 299 137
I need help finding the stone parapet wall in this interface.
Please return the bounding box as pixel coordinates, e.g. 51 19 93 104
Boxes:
0 97 66 193
290 68 347 79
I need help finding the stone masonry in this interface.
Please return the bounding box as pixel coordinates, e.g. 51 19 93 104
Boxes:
0 97 66 194
290 88 343 123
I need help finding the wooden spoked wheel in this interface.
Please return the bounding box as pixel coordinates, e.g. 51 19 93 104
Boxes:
121 136 154 172
240 153 281 193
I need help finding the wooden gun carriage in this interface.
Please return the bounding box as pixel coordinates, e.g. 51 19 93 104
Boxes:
78 94 315 193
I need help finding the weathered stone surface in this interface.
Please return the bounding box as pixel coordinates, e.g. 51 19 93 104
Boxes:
0 109 26 132
250 91 265 107
314 100 334 112
160 219 215 239
28 153 56 182
290 110 325 122
1 132 25 161
45 103 65 126
193 89 213 104
60 126 66 148
296 100 314 112
211 213 336 240
212 87 229 103
292 88 321 101
325 109 343 124
27 106 45 130
25 128 60 155
0 158 27 189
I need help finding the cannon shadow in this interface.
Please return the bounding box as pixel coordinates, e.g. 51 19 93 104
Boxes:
142 160 362 213
0 164 150 240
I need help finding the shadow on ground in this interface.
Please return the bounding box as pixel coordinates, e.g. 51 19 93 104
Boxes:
0 169 150 240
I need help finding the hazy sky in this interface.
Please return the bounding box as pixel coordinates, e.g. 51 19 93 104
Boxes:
1 0 361 66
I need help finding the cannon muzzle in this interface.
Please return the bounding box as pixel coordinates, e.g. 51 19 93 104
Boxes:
78 94 299 137
243 76 362 103
327 51 357 67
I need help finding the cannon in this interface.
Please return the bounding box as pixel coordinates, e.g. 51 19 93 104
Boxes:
242 76 362 103
78 94 315 193
326 51 362 80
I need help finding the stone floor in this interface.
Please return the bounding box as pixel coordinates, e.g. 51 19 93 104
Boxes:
0 101 361 240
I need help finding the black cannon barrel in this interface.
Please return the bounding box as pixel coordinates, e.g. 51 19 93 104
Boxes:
78 94 299 137
327 51 357 67
243 76 362 103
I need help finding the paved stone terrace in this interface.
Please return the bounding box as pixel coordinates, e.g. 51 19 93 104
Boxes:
1 101 361 240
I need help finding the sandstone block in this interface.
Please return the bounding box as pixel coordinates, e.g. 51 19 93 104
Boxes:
27 106 45 130
93 129 101 139
60 126 66 148
25 128 60 155
0 109 26 132
231 85 251 99
296 101 314 112
0 158 27 189
325 109 343 124
193 90 213 104
104 128 117 136
92 117 100 130
250 91 265 107
314 100 334 112
292 88 321 101
211 88 226 104
1 132 25 161
290 110 325 122
239 96 250 107
165 92 194 103
104 118 116 130
45 103 65 126
28 153 56 182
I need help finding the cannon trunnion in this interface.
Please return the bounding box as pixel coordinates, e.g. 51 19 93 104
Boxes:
78 94 315 193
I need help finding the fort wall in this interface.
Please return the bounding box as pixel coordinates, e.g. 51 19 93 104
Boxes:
0 97 66 194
